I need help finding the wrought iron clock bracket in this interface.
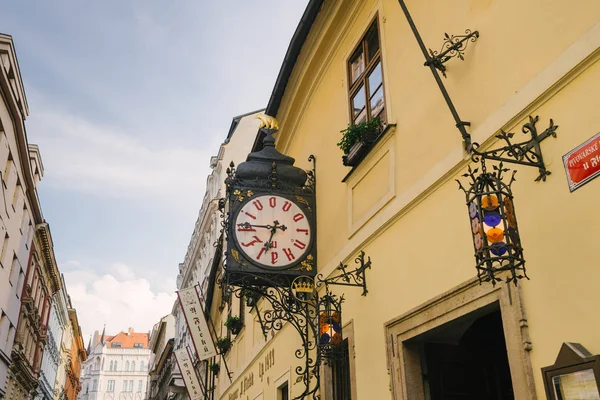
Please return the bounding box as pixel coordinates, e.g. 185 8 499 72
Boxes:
223 277 321 399
469 115 559 182
317 251 372 297
424 29 480 78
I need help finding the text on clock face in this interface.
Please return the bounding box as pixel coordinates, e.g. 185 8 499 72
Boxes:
234 195 311 267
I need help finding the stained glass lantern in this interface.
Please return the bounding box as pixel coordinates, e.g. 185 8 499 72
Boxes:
457 162 529 285
317 293 344 361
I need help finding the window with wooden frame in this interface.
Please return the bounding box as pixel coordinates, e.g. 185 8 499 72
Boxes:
348 17 386 126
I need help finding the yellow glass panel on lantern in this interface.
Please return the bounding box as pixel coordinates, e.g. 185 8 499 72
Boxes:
481 194 499 210
486 228 504 243
319 311 342 345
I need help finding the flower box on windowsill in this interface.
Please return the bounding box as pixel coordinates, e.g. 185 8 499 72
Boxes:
341 123 397 182
342 132 378 167
216 337 231 355
338 117 382 167
209 363 220 376
224 316 243 335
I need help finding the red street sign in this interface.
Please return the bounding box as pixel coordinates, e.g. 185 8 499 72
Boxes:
563 132 600 192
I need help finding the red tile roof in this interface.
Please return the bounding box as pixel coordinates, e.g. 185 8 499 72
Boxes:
107 331 149 349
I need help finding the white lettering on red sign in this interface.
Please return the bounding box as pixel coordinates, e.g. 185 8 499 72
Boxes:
563 132 600 192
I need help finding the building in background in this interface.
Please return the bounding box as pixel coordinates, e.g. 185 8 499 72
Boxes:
36 274 71 400
172 110 263 399
65 305 86 400
0 33 83 400
4 222 61 400
0 33 47 398
79 328 151 400
55 276 74 400
146 314 176 400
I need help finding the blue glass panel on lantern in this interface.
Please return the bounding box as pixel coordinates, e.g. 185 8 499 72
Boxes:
490 242 507 256
333 322 342 333
320 333 330 345
483 211 502 227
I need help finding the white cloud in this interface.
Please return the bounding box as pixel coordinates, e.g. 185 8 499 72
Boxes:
26 96 216 210
64 263 177 342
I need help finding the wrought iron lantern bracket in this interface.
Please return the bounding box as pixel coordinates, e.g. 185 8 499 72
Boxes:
424 29 480 78
218 251 373 399
470 116 559 181
221 275 321 400
316 251 372 297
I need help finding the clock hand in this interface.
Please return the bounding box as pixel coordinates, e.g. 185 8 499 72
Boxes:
264 229 276 251
263 221 287 252
239 222 288 231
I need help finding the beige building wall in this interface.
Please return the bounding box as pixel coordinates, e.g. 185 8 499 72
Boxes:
0 33 47 399
214 0 600 399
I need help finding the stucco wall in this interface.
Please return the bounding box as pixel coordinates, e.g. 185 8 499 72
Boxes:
218 0 600 398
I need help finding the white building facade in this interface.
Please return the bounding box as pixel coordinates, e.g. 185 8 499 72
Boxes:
172 110 263 399
79 329 151 400
37 275 71 400
146 314 176 400
0 33 47 398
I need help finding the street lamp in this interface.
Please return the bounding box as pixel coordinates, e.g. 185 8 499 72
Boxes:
458 162 527 285
317 292 343 363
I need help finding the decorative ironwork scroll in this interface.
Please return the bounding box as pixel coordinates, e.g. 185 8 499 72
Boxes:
425 29 480 78
223 275 321 400
471 116 559 181
316 251 371 296
220 250 373 399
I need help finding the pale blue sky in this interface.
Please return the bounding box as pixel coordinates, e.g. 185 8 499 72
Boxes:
0 0 308 339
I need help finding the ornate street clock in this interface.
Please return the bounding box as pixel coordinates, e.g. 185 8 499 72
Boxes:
223 115 316 287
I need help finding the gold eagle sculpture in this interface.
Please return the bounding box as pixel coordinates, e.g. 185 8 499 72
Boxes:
256 114 279 130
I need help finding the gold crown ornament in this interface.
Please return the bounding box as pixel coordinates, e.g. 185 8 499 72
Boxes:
292 276 315 293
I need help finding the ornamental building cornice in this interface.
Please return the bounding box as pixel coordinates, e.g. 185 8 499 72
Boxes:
35 223 61 294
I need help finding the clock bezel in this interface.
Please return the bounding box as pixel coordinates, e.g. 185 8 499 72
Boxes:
229 191 316 271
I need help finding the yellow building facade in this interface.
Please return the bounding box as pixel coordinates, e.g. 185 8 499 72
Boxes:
211 0 600 399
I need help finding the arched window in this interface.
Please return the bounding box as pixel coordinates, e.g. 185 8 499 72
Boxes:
101 359 105 370
131 361 135 371
140 361 145 371
114 361 118 371
125 361 129 371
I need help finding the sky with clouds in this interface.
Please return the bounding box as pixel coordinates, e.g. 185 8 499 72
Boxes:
0 0 308 341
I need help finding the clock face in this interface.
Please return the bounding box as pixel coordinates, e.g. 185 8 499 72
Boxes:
233 195 312 268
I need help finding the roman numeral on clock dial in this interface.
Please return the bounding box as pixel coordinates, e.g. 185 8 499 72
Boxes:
233 195 312 268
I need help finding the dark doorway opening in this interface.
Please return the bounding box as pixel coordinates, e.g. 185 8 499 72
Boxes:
417 307 514 400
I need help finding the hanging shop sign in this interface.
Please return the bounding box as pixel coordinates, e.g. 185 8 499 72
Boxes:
174 347 205 400
177 286 217 360
563 132 600 192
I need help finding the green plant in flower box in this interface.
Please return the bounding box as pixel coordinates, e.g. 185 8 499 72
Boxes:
216 337 231 354
337 117 382 155
224 315 243 335
209 363 220 375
